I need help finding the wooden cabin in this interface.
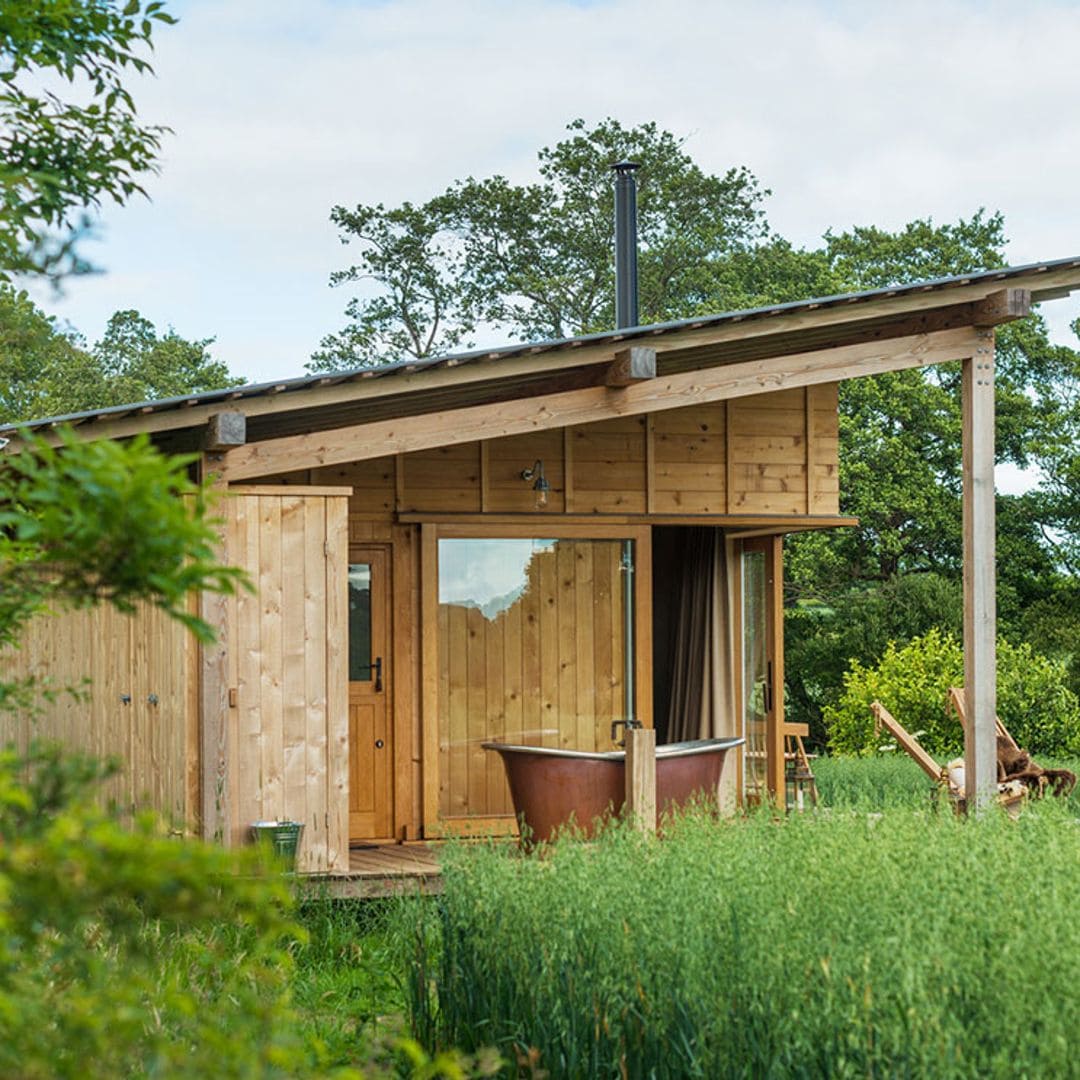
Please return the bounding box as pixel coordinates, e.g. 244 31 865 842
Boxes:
4 259 1080 872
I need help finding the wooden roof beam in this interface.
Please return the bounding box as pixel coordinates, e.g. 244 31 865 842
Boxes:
203 411 247 450
971 288 1031 327
219 324 982 481
606 346 656 386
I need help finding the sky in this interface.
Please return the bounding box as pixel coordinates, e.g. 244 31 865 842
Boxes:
27 0 1080 396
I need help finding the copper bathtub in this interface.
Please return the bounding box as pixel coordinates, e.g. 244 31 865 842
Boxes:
482 736 743 843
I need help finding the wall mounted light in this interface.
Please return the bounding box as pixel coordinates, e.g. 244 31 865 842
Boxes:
521 459 550 509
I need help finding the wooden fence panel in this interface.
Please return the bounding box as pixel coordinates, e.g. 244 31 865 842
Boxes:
0 599 195 829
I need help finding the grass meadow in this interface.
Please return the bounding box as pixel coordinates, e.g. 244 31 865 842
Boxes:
125 757 1078 1078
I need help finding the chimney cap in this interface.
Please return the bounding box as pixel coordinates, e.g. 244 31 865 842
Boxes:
611 160 641 173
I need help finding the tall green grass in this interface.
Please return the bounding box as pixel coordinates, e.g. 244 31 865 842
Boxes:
813 754 935 809
407 804 1080 1078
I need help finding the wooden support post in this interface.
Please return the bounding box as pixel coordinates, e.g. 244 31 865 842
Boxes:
962 330 997 811
624 725 656 834
198 453 231 844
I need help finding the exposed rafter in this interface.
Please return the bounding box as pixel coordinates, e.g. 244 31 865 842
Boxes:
220 325 983 481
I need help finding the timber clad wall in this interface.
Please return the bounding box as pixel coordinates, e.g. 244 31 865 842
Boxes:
0 602 196 828
273 386 841 521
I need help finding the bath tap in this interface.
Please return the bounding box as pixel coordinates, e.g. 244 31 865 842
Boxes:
610 717 641 747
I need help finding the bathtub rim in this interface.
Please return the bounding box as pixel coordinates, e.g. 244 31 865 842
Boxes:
481 735 744 762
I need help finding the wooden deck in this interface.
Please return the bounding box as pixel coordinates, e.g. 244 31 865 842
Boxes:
300 843 443 899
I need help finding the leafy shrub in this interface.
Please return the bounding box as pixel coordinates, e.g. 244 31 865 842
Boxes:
0 744 333 1079
823 628 1080 757
406 805 1080 1078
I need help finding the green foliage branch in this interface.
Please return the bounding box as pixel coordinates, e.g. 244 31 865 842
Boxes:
0 0 176 281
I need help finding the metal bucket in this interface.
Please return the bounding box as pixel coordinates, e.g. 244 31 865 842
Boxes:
250 820 304 870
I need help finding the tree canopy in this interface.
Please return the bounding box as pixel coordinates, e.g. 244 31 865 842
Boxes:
0 287 242 425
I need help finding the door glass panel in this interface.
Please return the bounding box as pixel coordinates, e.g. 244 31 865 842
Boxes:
348 563 372 682
437 538 630 821
742 549 768 800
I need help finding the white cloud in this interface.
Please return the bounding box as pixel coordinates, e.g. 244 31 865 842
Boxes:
30 0 1080 382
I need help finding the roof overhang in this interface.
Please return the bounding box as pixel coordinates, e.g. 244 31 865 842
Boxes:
4 258 1079 462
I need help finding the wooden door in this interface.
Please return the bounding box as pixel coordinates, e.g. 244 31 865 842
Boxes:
348 545 393 840
740 536 784 806
223 488 350 873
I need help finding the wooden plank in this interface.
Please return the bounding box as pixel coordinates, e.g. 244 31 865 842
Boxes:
221 326 982 479
325 497 350 871
653 490 727 514
624 725 656 833
725 401 734 514
281 495 309 844
394 455 405 513
479 441 490 512
259 497 284 824
574 543 596 750
872 702 944 782
563 427 575 512
593 546 614 743
645 415 656 513
391 527 416 841
419 525 441 835
653 405 726 437
483 601 507 813
303 497 329 871
962 332 998 810
199 459 231 843
556 542 577 748
236 493 263 836
227 485 353 496
537 546 559 748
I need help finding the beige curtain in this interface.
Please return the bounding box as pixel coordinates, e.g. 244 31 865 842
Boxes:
666 528 733 743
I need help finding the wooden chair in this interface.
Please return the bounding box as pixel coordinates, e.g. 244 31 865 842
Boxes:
783 722 819 809
871 700 1027 814
946 687 1017 749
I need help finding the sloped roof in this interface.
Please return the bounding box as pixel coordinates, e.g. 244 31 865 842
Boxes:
5 254 1080 441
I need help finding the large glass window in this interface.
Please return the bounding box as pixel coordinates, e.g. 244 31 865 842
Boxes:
437 537 631 821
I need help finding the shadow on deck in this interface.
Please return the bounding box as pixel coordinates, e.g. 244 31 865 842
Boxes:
301 844 443 900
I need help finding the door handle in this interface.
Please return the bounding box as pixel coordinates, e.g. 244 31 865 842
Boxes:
765 661 773 714
375 739 384 749
373 656 383 692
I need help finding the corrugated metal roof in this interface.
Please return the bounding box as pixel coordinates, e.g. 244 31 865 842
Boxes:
5 255 1080 435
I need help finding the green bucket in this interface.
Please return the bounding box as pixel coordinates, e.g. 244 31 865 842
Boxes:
250 820 304 870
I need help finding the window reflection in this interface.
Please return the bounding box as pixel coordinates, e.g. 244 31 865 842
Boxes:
437 538 630 821
348 563 372 682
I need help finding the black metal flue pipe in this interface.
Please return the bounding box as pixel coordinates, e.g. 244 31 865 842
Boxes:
612 161 640 330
